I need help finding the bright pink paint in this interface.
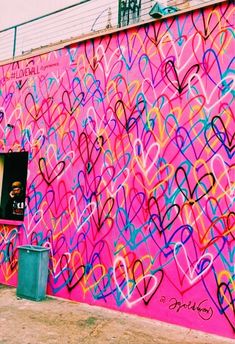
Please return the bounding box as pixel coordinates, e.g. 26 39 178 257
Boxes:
0 2 234 339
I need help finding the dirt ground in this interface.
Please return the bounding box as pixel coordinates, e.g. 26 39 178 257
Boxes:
0 285 234 344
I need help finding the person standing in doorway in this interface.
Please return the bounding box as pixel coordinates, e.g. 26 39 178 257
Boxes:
5 181 25 220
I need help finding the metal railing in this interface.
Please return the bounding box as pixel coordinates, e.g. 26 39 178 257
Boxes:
0 0 226 62
0 0 118 61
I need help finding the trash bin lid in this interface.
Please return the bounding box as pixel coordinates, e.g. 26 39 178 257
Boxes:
18 245 50 252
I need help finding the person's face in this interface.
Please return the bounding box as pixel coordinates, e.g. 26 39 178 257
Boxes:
12 187 22 196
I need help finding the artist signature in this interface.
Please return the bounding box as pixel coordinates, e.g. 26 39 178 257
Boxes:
160 296 214 320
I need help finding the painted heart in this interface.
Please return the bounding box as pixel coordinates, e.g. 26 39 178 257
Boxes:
202 34 235 86
117 30 145 70
25 92 53 121
217 280 235 333
84 35 112 73
174 242 213 285
42 103 67 134
87 104 113 137
0 234 18 283
211 154 235 203
159 32 202 74
226 212 235 240
174 123 218 167
114 98 146 133
48 180 73 218
90 194 114 235
106 167 130 197
133 138 160 177
135 159 174 192
164 59 200 95
48 233 67 256
39 157 66 185
191 3 231 40
115 208 151 250
143 15 176 50
1 92 13 111
78 132 103 174
21 209 44 241
175 165 216 205
150 223 193 266
189 74 235 113
77 170 100 202
148 196 180 234
211 115 235 159
61 252 86 292
113 256 161 307
69 196 96 243
139 55 164 88
132 259 164 305
22 127 46 160
62 89 84 116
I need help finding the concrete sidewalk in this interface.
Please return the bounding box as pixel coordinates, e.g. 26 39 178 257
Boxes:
0 285 234 344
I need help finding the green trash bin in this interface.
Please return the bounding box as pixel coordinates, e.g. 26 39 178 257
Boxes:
17 245 50 301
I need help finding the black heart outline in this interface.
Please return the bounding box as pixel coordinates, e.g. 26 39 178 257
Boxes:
175 166 216 204
217 281 235 333
39 157 66 186
132 259 164 305
164 60 200 94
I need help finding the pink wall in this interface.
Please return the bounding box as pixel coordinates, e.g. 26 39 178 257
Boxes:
0 2 234 339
